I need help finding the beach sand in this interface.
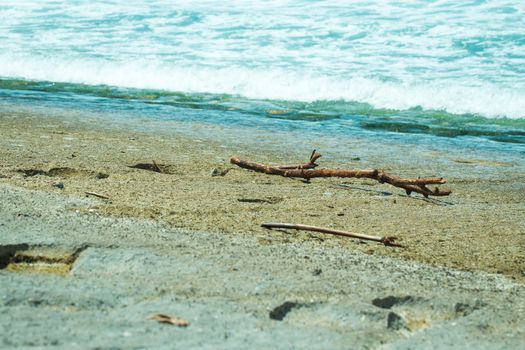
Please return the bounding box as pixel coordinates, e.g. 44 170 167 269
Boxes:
1 108 524 348
0 110 523 280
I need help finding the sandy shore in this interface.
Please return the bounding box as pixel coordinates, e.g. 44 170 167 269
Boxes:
0 110 523 280
1 108 524 348
1 180 524 349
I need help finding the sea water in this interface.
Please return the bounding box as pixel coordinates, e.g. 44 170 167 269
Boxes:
0 0 524 158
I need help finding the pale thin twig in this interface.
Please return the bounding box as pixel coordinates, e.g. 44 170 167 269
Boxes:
261 222 404 247
85 191 110 199
152 160 163 173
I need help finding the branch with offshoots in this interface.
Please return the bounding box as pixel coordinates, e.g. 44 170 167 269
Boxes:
230 150 451 197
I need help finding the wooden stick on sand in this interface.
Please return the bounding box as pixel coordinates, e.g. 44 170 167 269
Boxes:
261 222 404 247
152 160 163 173
85 191 110 200
230 151 451 198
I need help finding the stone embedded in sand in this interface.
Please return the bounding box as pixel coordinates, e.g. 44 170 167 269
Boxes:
372 295 416 309
269 301 302 321
387 312 408 330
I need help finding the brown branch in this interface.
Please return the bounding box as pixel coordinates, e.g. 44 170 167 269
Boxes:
261 222 403 247
230 151 451 197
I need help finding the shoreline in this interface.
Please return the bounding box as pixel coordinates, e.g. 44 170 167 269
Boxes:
0 108 524 281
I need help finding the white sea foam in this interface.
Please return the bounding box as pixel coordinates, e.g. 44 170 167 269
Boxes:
1 55 524 119
1 0 525 118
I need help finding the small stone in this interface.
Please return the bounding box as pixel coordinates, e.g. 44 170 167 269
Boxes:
28 299 43 306
269 301 300 321
387 312 408 330
372 295 414 309
53 182 65 189
210 168 230 176
454 300 485 316
312 268 322 276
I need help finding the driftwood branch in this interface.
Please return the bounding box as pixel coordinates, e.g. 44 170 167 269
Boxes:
262 222 403 247
230 151 451 197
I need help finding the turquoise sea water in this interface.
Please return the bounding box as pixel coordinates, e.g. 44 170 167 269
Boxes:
0 0 524 151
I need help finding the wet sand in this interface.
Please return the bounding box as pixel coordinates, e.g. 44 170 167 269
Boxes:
0 110 523 281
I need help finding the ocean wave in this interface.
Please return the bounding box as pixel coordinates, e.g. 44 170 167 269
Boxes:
2 1 525 120
1 55 524 120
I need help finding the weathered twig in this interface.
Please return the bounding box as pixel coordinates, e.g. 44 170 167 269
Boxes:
262 222 403 247
230 151 451 197
152 160 163 173
148 314 189 327
85 191 110 199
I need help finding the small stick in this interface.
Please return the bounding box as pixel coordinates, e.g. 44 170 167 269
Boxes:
152 160 163 173
276 150 322 170
85 191 110 199
261 222 403 247
148 314 189 327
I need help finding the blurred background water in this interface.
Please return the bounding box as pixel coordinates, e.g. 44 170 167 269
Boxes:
0 0 524 155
